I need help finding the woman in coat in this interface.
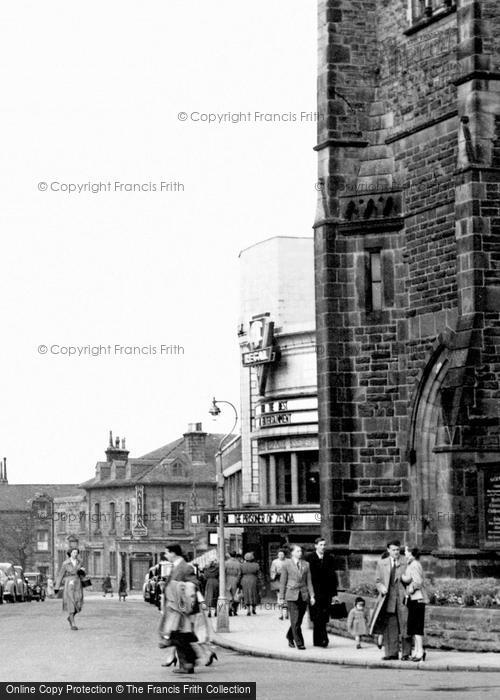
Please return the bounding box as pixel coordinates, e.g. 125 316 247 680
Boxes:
54 548 85 630
240 552 261 616
202 560 219 617
224 551 242 617
118 574 128 601
402 545 429 661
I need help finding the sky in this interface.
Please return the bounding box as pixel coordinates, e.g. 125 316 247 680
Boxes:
0 0 318 484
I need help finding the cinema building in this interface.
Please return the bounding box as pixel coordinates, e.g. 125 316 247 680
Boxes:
197 237 321 573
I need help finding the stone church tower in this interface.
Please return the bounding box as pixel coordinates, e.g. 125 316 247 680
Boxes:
314 0 500 580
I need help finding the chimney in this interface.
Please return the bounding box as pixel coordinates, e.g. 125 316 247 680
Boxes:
0 457 7 484
105 430 130 463
183 423 207 462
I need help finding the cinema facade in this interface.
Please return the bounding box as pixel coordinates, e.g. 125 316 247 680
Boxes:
195 237 322 573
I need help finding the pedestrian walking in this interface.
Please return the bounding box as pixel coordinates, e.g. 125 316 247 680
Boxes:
306 537 339 647
54 548 85 631
102 573 113 597
240 552 261 616
270 549 288 620
118 574 128 601
224 551 242 617
346 597 370 649
158 544 201 675
279 544 315 650
370 539 411 660
202 560 219 618
46 577 55 599
402 545 428 661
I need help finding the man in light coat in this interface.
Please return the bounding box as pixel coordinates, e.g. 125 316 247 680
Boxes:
372 539 411 660
279 544 315 650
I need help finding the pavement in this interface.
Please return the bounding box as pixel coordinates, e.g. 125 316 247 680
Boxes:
211 603 500 672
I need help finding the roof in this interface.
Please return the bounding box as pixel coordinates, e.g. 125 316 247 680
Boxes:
0 484 82 512
79 433 235 490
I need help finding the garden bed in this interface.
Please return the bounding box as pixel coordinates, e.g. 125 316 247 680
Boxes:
328 591 500 652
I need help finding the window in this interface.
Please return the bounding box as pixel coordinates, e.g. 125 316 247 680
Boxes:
36 530 49 552
93 502 101 532
109 502 116 532
276 454 292 505
298 452 320 504
57 513 66 534
109 551 117 576
171 461 183 477
410 0 454 24
124 501 131 532
171 502 186 530
79 511 86 532
93 551 102 576
369 251 382 311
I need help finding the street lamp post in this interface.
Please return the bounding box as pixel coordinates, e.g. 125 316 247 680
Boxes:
208 397 238 633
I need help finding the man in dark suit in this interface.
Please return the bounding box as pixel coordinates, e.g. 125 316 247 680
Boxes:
374 539 411 660
306 537 339 647
279 544 315 649
159 543 200 674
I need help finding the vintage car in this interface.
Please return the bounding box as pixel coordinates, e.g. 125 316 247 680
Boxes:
0 563 18 603
13 566 29 602
24 572 46 601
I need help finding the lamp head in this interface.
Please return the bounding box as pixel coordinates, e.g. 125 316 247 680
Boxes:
209 397 221 417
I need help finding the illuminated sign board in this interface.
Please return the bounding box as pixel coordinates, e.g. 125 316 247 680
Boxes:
242 346 276 366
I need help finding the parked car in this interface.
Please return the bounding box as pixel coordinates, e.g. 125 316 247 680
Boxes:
13 566 29 602
24 572 46 602
0 563 18 603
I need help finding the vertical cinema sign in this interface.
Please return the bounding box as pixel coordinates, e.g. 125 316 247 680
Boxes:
241 316 279 395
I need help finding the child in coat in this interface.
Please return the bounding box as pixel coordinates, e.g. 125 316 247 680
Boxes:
346 596 370 649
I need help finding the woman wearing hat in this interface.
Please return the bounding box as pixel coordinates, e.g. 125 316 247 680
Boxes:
54 548 85 630
240 552 262 616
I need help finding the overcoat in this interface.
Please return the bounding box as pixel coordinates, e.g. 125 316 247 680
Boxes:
369 555 408 635
55 558 84 614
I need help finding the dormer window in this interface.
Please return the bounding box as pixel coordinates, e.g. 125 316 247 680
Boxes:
171 461 184 477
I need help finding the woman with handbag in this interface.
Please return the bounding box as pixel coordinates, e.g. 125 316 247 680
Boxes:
401 545 429 661
54 548 86 630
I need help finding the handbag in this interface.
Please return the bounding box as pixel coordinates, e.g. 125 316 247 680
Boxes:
329 601 348 619
80 576 92 588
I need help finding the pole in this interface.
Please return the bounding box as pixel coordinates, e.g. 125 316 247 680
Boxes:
211 399 237 634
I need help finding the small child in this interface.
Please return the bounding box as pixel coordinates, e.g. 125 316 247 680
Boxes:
346 596 370 649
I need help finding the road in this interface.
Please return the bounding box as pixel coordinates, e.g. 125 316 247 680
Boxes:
1 594 500 699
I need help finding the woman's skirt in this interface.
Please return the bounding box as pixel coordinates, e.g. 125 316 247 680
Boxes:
407 600 425 636
63 575 83 614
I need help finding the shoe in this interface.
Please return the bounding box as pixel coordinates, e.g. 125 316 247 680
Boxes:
205 652 218 667
382 655 398 660
377 641 383 650
247 611 251 616
401 655 411 661
71 625 78 630
297 645 306 650
207 611 211 618
161 656 177 667
356 644 361 649
287 639 295 648
411 652 426 662
278 615 283 621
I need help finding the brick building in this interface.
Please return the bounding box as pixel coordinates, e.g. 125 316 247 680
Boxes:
0 458 80 577
76 426 222 590
314 0 500 581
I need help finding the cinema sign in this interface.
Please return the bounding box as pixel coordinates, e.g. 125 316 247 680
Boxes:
191 510 320 526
